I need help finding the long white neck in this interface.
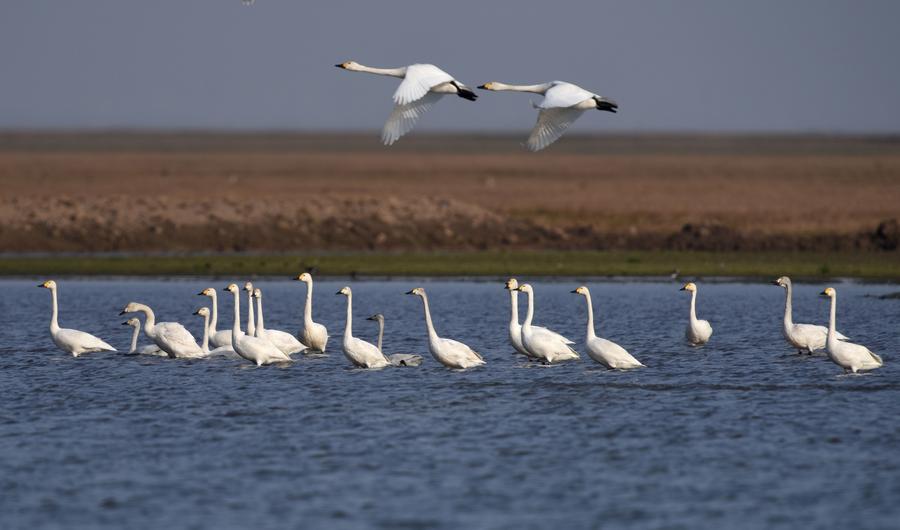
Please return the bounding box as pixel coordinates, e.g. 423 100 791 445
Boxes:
375 319 384 352
133 304 156 335
508 289 519 327
255 296 266 336
583 291 597 340
246 290 256 336
129 325 138 353
522 290 535 329
49 286 60 332
343 293 353 339
419 294 438 342
208 292 218 333
348 64 407 78
231 290 243 338
200 313 210 353
827 293 837 344
783 283 794 327
304 280 314 327
689 290 699 325
489 82 552 94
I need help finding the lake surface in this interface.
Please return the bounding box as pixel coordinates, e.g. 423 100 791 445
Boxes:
2 278 899 529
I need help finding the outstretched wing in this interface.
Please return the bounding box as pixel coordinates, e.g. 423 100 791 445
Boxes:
393 64 453 105
382 92 443 145
526 107 585 152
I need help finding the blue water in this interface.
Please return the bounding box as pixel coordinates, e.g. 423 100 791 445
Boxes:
2 278 899 529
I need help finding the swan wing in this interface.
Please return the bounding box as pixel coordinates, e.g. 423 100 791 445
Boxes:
57 328 116 352
265 329 308 354
539 82 595 109
382 92 443 146
439 337 483 362
153 322 201 355
209 329 232 349
532 325 575 345
392 64 453 105
526 107 585 152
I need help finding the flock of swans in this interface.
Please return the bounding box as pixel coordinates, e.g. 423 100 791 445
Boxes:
335 61 618 151
38 274 884 374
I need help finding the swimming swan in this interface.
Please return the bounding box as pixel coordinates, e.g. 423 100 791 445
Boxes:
504 278 572 360
571 286 644 369
294 273 329 353
680 282 713 345
252 288 308 355
336 287 391 369
406 287 485 369
198 287 232 348
223 283 292 366
192 307 237 357
336 61 477 145
367 313 424 367
37 280 115 356
122 318 164 356
478 80 617 151
516 284 579 363
772 276 848 354
820 288 883 373
119 302 204 359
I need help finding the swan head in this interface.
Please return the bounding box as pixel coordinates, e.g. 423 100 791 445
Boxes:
296 272 312 283
243 281 254 292
405 287 425 297
224 283 239 294
478 82 497 90
516 284 533 294
772 276 791 288
198 287 216 297
193 307 210 317
505 278 519 290
38 280 57 290
680 282 697 292
820 287 836 298
367 313 384 323
120 302 145 315
253 288 262 299
571 286 589 296
336 286 351 296
122 317 140 327
335 61 361 71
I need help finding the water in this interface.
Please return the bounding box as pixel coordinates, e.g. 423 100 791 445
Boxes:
2 278 899 529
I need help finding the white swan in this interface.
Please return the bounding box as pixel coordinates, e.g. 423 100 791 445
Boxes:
336 61 478 145
406 287 485 369
367 313 424 367
505 278 573 361
121 318 165 356
820 288 883 373
680 282 713 345
336 287 391 369
120 302 204 359
38 280 116 356
193 307 238 357
516 284 579 363
773 276 848 354
252 288 308 355
198 287 232 348
243 281 256 337
223 283 292 366
572 286 644 369
478 80 617 151
295 272 329 353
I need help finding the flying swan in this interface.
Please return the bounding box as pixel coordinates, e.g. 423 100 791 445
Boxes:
39 280 116 356
223 283 292 366
336 61 477 145
120 302 204 358
572 286 644 369
367 313 424 367
406 287 485 369
295 272 329 353
122 318 165 356
820 287 883 373
516 283 579 363
772 276 848 354
680 282 713 345
478 80 617 151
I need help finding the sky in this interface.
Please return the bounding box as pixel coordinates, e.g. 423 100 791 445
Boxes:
1 0 899 132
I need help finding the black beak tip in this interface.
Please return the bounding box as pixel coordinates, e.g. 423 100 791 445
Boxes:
570 290 578 294
405 290 414 295
770 280 781 286
118 310 127 315
679 287 686 291
335 64 344 68
477 84 487 90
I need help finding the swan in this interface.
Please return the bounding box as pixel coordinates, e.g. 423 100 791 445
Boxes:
243 281 256 337
406 287 485 369
121 318 165 356
294 272 329 353
478 80 617 151
193 307 238 357
820 288 883 373
335 287 391 369
223 283 292 366
367 313 424 367
38 280 116 356
336 61 478 145
515 283 579 363
198 287 232 348
505 278 573 360
252 288 308 355
772 276 848 354
571 286 644 369
119 302 204 359
680 282 713 345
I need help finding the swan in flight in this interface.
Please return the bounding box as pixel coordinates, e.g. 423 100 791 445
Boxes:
336 287 391 369
680 282 713 345
336 61 478 145
772 276 847 354
198 287 232 348
406 287 485 369
295 273 329 353
252 288 308 355
120 302 204 358
367 313 424 367
478 80 617 151
38 280 116 356
571 286 643 369
223 284 292 366
193 308 237 357
516 284 579 363
122 318 164 356
820 288 883 373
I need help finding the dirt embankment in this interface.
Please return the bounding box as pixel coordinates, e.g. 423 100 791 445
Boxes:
1 132 899 253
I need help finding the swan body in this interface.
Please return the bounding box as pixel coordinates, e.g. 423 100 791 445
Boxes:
336 61 478 145
407 287 485 369
680 282 713 345
38 280 116 356
504 278 572 360
198 287 232 348
572 286 643 369
122 318 165 356
367 313 423 367
478 80 617 151
336 287 391 369
516 284 579 363
252 288 308 355
772 276 848 354
820 288 883 373
120 302 204 359
224 284 292 366
295 273 329 353
193 308 237 357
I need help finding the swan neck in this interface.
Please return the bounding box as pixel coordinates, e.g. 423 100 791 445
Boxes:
208 291 218 332
509 289 519 326
49 286 60 332
136 304 156 333
344 293 353 339
352 64 406 78
246 291 256 336
828 293 837 342
783 284 793 326
200 313 210 353
231 289 242 337
490 82 550 94
689 290 698 323
420 294 438 341
304 281 313 325
256 296 265 334
584 292 597 339
129 325 138 353
522 290 535 328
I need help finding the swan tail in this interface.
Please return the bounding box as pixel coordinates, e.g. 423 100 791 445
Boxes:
455 86 477 101
594 96 618 113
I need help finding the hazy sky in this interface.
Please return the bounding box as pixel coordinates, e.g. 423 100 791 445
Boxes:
1 1 899 132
